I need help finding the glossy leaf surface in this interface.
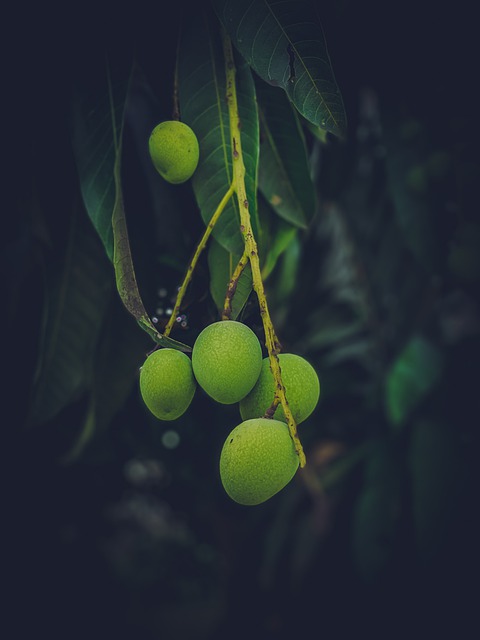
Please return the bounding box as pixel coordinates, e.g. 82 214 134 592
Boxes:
257 80 317 228
214 0 346 138
178 7 260 255
71 57 131 261
71 57 191 352
260 199 298 280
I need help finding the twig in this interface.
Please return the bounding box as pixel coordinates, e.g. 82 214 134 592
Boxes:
164 182 235 337
222 33 306 467
222 248 249 320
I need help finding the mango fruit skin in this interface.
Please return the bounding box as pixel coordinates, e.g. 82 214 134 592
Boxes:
239 353 320 424
220 418 299 505
148 120 199 184
191 321 263 404
139 348 196 420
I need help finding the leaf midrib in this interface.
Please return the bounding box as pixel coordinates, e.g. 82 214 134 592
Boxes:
262 0 340 130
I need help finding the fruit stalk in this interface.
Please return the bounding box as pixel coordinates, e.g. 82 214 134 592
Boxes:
222 247 249 320
222 33 306 468
164 182 235 337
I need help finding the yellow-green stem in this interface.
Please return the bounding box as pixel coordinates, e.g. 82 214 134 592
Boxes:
263 395 281 419
164 182 235 337
223 34 306 467
222 247 249 320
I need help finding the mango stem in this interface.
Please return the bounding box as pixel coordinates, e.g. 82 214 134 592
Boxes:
164 182 235 337
222 33 306 468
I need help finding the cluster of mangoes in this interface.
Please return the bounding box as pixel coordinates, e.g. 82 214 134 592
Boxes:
139 321 320 506
144 121 320 505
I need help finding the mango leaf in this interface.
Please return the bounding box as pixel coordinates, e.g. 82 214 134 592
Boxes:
304 118 329 143
267 231 301 324
256 80 317 228
385 335 444 429
213 0 346 138
207 238 253 319
71 55 190 352
178 7 260 256
63 296 150 462
71 53 130 261
302 310 366 351
260 204 298 280
28 209 112 427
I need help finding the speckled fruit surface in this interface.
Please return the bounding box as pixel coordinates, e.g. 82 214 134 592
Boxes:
191 321 263 404
139 348 196 420
148 120 199 184
239 353 320 424
220 418 299 505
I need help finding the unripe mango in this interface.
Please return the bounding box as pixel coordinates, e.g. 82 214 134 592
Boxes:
191 321 263 404
139 348 196 420
148 120 199 184
239 353 320 424
220 418 299 505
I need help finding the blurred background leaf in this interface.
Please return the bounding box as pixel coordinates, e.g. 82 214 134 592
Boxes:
385 335 444 429
28 205 112 428
408 419 466 561
6 1 478 638
351 438 402 583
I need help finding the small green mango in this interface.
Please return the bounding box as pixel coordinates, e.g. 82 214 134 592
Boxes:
239 353 320 424
148 120 199 184
191 321 263 404
139 348 196 420
220 418 299 505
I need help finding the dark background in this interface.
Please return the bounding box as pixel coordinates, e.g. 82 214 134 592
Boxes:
4 1 479 638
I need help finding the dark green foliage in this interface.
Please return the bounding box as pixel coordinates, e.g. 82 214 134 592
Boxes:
28 209 113 428
256 80 317 228
207 239 253 319
385 335 444 429
178 7 260 256
5 0 477 638
214 0 347 137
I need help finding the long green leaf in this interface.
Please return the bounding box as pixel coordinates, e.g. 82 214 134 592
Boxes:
178 7 260 255
28 209 112 427
260 198 298 280
71 57 190 352
71 55 130 261
213 0 346 138
63 297 150 462
257 80 317 228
